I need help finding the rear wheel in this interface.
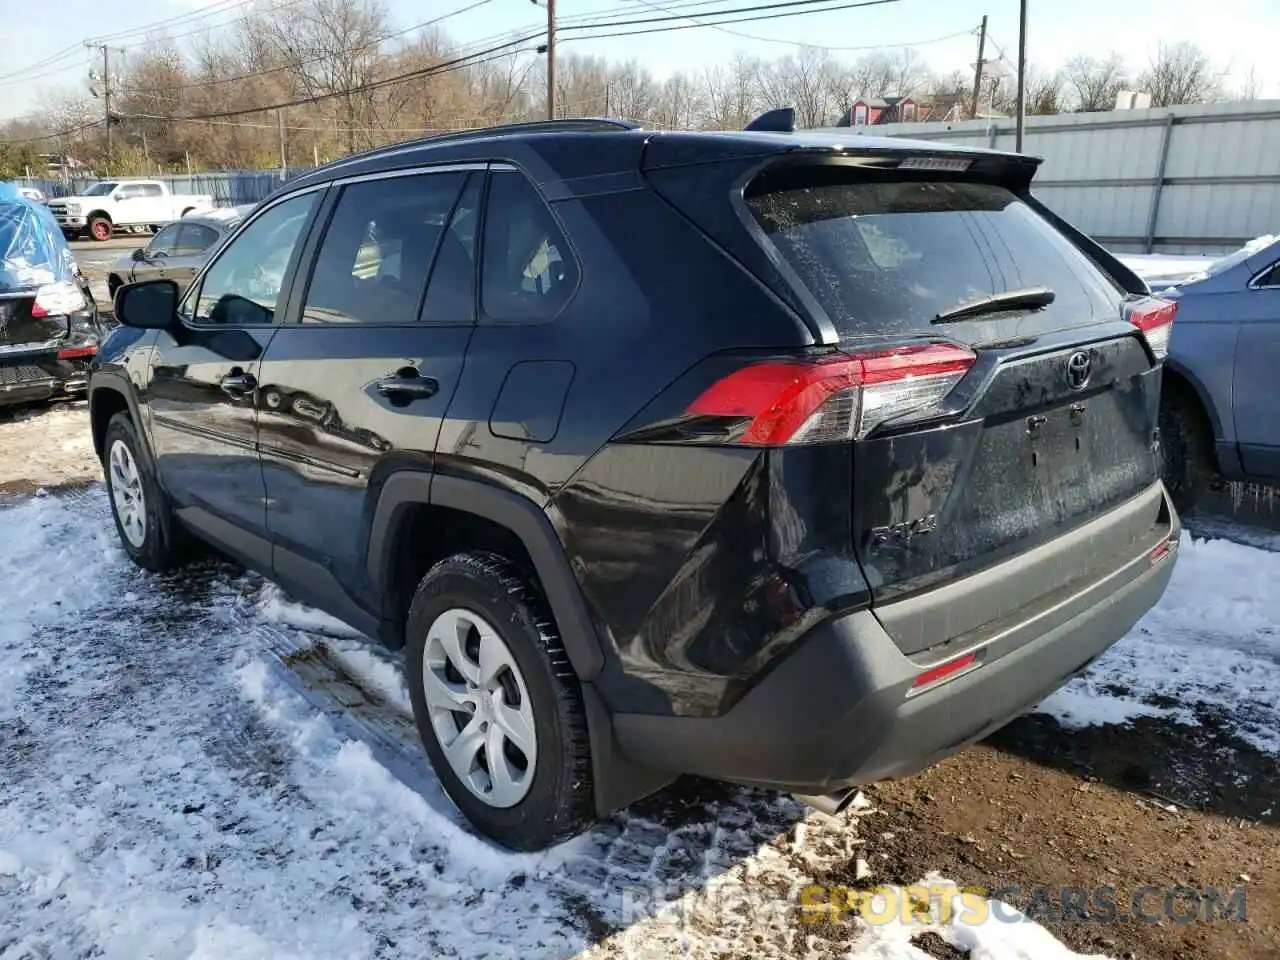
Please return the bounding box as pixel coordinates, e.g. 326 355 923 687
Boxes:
1159 386 1215 514
405 551 594 851
88 216 112 242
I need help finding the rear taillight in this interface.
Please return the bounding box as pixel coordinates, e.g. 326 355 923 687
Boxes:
30 281 87 319
1126 297 1176 360
687 343 976 446
58 345 97 360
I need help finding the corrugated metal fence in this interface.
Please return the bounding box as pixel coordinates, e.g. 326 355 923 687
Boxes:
852 99 1280 254
21 168 312 207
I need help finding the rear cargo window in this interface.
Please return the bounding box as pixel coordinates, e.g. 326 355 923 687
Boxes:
745 171 1124 340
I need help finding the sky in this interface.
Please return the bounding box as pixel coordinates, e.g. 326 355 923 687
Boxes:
1 0 1276 121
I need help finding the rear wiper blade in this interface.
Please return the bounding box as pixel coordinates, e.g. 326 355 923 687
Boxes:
933 286 1056 324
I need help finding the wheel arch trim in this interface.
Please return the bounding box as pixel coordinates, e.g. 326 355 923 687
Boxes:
88 372 150 462
1163 356 1227 443
367 471 607 682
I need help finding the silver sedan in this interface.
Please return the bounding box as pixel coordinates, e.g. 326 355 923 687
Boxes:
106 206 255 300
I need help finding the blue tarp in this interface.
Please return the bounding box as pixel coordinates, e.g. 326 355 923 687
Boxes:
0 182 79 294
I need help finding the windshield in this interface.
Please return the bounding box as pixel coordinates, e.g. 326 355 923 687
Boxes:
745 169 1125 343
84 182 118 196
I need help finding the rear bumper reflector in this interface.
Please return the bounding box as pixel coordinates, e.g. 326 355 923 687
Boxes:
908 651 981 696
57 345 97 360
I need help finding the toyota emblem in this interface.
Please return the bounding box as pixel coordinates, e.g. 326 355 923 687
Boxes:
1066 351 1092 391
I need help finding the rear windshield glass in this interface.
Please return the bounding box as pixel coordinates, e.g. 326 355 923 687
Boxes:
745 171 1124 341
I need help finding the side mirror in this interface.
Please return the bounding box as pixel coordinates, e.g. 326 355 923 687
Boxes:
131 247 147 262
115 279 179 330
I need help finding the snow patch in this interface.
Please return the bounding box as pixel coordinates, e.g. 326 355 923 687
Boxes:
849 876 1112 959
253 582 366 639
325 636 414 714
1037 532 1280 755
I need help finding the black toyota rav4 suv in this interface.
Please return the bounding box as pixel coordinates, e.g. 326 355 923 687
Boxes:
90 113 1179 850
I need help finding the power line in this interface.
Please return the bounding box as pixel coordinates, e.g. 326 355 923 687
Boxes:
120 0 498 96
118 0 779 98
169 35 543 120
4 119 105 145
91 0 251 43
133 0 903 120
561 0 902 34
620 0 971 51
0 0 307 86
8 0 910 138
559 0 904 43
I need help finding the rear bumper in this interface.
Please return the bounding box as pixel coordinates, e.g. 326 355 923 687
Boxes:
0 355 93 405
612 482 1179 793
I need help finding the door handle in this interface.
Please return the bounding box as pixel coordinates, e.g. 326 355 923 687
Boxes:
376 371 439 402
220 371 256 396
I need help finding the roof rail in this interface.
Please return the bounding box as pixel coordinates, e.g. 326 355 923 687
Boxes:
420 117 643 149
301 117 644 180
745 107 796 133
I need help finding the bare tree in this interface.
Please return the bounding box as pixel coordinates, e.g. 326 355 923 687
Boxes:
262 0 388 153
991 65 1066 117
702 53 760 130
1064 52 1129 112
608 60 658 124
1137 42 1224 107
891 47 930 97
757 46 838 128
838 52 897 101
1234 65 1262 101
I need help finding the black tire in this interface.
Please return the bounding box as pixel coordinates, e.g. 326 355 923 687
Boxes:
405 551 594 851
1159 386 1215 515
88 215 113 242
101 412 190 571
107 274 121 299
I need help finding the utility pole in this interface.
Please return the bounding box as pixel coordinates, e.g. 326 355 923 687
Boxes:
969 15 987 122
546 0 557 120
1015 0 1028 152
86 42 114 166
277 109 287 175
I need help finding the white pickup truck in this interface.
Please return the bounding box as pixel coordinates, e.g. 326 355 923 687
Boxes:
49 179 216 242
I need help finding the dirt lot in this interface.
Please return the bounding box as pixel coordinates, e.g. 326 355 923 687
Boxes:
0 240 1274 958
0 401 99 496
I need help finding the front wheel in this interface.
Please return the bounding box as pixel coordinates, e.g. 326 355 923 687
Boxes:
102 413 189 570
405 552 595 851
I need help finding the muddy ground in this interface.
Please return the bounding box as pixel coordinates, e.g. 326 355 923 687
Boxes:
0 244 1274 959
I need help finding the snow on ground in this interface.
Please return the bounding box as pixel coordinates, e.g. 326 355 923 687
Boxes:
4 485 1277 958
1036 532 1280 755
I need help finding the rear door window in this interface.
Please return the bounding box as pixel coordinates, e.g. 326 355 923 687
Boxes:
480 170 577 323
745 170 1125 343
